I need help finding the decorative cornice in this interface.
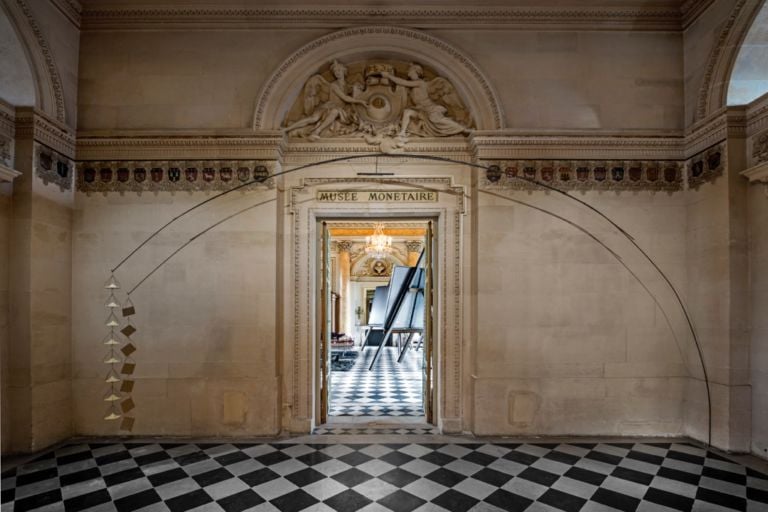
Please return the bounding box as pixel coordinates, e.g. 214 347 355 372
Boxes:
76 133 283 161
14 108 75 158
741 161 768 183
81 6 683 32
473 133 685 161
76 160 274 195
0 163 21 182
746 92 768 137
50 0 82 27
681 0 716 28
480 158 684 192
12 0 66 123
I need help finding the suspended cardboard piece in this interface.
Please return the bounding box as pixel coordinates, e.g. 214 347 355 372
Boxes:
103 333 120 345
120 416 135 432
105 293 120 308
121 343 136 357
103 355 120 364
106 312 120 327
121 398 135 413
104 275 121 290
121 362 136 375
120 380 135 393
105 370 121 383
121 324 136 337
104 393 121 402
122 298 136 317
104 411 121 420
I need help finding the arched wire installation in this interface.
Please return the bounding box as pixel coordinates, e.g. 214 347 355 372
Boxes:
107 152 712 446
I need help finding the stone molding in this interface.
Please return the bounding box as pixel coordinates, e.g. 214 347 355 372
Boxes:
50 0 81 27
4 0 67 123
35 141 73 191
0 163 21 182
287 176 466 430
81 5 683 31
746 92 768 137
76 160 274 195
14 107 75 158
76 133 284 161
480 159 684 192
694 0 759 122
253 26 505 132
687 142 726 189
741 161 768 184
681 0 717 28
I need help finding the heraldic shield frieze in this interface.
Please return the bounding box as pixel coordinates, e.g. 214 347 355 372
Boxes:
282 60 473 152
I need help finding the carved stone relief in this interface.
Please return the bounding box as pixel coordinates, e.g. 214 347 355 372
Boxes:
481 159 684 192
688 143 726 189
0 136 12 167
77 161 274 195
753 130 768 164
283 60 473 152
35 143 73 191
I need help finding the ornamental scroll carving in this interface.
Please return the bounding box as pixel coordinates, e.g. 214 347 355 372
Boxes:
282 60 473 152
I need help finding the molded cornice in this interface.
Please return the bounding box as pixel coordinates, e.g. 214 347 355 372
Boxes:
80 5 684 31
681 0 716 28
51 0 82 27
15 107 75 158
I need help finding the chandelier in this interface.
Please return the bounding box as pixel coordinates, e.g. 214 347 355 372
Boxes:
364 223 393 258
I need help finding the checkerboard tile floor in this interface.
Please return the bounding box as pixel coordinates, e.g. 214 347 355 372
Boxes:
3 441 767 511
329 345 423 418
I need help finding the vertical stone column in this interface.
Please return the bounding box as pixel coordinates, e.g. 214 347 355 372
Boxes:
336 241 353 335
405 240 423 266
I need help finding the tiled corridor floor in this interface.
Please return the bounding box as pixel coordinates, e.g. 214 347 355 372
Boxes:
329 346 423 418
2 439 767 512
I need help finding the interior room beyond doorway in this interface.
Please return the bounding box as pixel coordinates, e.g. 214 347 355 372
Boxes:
324 220 430 424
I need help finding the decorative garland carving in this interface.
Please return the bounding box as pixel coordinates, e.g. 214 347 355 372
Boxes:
13 0 67 123
480 159 684 192
687 142 726 188
695 0 749 121
76 161 274 195
35 142 73 191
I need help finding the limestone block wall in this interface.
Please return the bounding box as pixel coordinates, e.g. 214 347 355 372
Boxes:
473 189 689 437
749 184 768 458
0 185 11 453
77 27 684 133
72 190 279 437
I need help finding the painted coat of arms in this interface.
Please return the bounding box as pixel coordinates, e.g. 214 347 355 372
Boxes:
282 60 473 152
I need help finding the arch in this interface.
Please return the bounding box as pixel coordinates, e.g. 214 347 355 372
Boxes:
0 6 35 108
253 26 505 131
727 0 768 105
0 0 65 122
696 0 765 120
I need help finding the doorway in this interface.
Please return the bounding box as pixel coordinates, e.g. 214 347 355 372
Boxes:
318 219 435 426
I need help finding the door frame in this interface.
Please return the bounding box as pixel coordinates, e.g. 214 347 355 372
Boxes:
283 176 467 434
318 217 436 425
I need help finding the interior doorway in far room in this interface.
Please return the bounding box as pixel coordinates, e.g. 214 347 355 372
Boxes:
318 220 434 426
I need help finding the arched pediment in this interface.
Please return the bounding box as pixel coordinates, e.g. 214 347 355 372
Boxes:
253 26 504 133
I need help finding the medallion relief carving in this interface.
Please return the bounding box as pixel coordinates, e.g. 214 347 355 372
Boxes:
283 60 473 152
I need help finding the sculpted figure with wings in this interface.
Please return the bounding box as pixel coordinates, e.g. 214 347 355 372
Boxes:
380 64 472 138
283 60 367 141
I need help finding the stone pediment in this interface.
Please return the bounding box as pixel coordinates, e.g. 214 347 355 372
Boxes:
282 60 474 152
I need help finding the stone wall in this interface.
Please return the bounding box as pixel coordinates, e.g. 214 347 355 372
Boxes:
749 182 768 458
473 189 689 436
71 190 279 436
0 184 11 453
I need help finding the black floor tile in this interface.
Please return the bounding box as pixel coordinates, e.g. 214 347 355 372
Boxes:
192 467 235 487
332 468 374 488
518 467 560 487
217 489 265 512
667 450 705 466
544 450 580 466
537 488 586 512
644 487 695 511
702 466 746 485
15 467 58 487
241 467 281 487
59 467 101 486
585 450 622 466
749 486 768 504
472 467 514 487
432 489 478 512
377 489 425 512
63 489 111 512
285 467 326 487
166 489 213 512
134 451 171 466
378 468 420 488
324 489 372 512
13 489 62 512
174 451 209 466
565 466 606 486
656 466 701 486
462 451 497 466
270 489 319 512
58 451 93 466
114 488 162 512
611 466 654 486
425 468 467 487
216 451 250 466
503 450 538 466
590 487 641 512
104 467 145 487
148 467 187 487
695 486 746 509
483 489 533 512
379 451 415 466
